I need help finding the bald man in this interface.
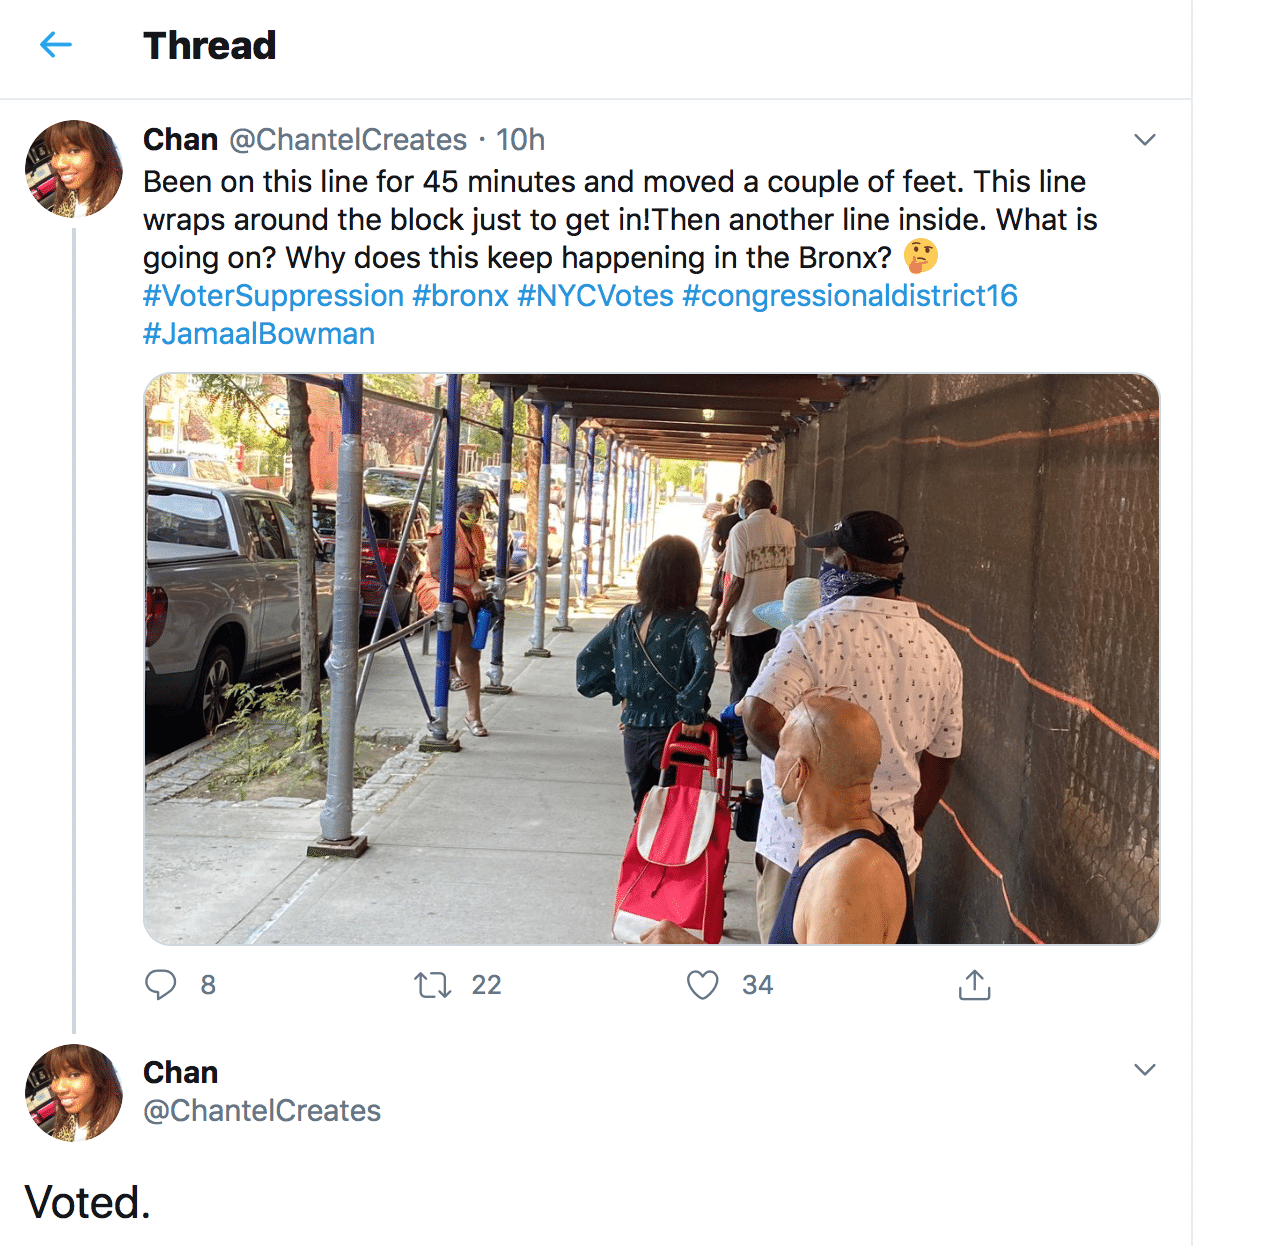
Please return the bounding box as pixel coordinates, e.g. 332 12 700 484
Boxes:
642 694 915 945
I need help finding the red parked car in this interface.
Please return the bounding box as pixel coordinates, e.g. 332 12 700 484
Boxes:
312 492 429 630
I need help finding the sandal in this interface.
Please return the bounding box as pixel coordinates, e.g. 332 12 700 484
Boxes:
449 674 469 692
465 715 488 737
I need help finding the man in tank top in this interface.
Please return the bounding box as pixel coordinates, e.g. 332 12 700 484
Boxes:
641 693 912 945
765 694 914 944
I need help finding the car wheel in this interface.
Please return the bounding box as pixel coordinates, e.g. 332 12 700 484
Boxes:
191 643 236 736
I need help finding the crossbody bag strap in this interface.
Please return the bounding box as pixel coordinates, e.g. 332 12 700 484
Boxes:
630 612 688 693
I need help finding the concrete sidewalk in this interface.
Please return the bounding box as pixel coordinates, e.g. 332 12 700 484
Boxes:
144 557 761 946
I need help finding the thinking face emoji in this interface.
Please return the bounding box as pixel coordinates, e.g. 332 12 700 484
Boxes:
904 238 938 274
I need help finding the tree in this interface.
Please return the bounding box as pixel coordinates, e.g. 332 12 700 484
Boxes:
194 374 279 437
197 373 324 755
463 379 529 470
189 374 288 476
365 373 429 403
658 459 705 493
286 378 323 752
524 403 542 560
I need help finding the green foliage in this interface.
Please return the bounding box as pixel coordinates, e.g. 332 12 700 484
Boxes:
210 682 327 799
193 374 288 473
194 374 275 431
365 373 431 403
463 379 530 468
658 459 705 491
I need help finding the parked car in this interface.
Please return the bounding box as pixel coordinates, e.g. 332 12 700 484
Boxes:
508 528 529 576
362 464 430 502
146 479 334 735
312 491 428 630
149 452 251 485
503 494 597 565
362 466 488 512
504 494 567 562
365 466 513 577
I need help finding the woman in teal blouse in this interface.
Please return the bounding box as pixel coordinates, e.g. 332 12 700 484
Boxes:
577 535 719 812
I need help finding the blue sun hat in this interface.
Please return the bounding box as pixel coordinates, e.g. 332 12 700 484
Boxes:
752 577 823 631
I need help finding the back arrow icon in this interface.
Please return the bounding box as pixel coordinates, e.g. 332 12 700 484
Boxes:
41 32 72 57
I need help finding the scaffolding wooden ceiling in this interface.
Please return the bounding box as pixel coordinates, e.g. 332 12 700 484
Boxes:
476 374 847 462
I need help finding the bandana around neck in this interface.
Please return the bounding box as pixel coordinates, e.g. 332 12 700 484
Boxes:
820 563 903 600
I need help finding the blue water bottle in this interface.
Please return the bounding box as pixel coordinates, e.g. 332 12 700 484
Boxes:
471 603 493 650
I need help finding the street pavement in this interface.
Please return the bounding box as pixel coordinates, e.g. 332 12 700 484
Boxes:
144 498 761 946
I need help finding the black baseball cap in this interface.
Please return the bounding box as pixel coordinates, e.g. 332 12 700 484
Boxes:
804 510 908 562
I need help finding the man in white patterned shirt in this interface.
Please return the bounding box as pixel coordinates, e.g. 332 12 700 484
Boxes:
744 510 963 939
710 479 797 760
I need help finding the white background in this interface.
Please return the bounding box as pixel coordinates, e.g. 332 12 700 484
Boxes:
2 1 1253 1240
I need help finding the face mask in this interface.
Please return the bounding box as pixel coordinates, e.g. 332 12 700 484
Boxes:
737 503 748 520
459 513 479 529
773 760 805 825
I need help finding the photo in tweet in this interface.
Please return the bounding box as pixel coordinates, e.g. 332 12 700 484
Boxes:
143 372 1158 947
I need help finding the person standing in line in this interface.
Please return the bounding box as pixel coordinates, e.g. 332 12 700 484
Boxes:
710 480 796 760
640 694 914 944
576 535 718 814
700 492 724 568
416 484 492 736
743 510 963 938
707 497 741 671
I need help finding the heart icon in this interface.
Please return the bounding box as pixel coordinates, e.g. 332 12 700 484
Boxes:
687 970 718 1000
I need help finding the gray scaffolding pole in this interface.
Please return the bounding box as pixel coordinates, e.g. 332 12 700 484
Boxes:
318 374 367 851
526 402 552 656
553 409 579 633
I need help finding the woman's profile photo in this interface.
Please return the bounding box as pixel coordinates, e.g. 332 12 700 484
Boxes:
27 1045 123 1141
26 121 122 217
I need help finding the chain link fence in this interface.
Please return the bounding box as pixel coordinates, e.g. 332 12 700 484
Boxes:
749 375 1159 943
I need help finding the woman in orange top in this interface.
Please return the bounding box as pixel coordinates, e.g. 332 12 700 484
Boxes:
416 485 491 736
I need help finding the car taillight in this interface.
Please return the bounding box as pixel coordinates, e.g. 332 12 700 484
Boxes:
146 586 169 647
361 542 399 570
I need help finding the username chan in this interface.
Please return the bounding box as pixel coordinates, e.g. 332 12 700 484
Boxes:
166 1098 381 1122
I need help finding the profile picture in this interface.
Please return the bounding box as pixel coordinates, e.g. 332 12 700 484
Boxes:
26 120 122 217
27 1045 123 1141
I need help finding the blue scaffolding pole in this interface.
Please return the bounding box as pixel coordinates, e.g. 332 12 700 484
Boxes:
422 375 464 751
